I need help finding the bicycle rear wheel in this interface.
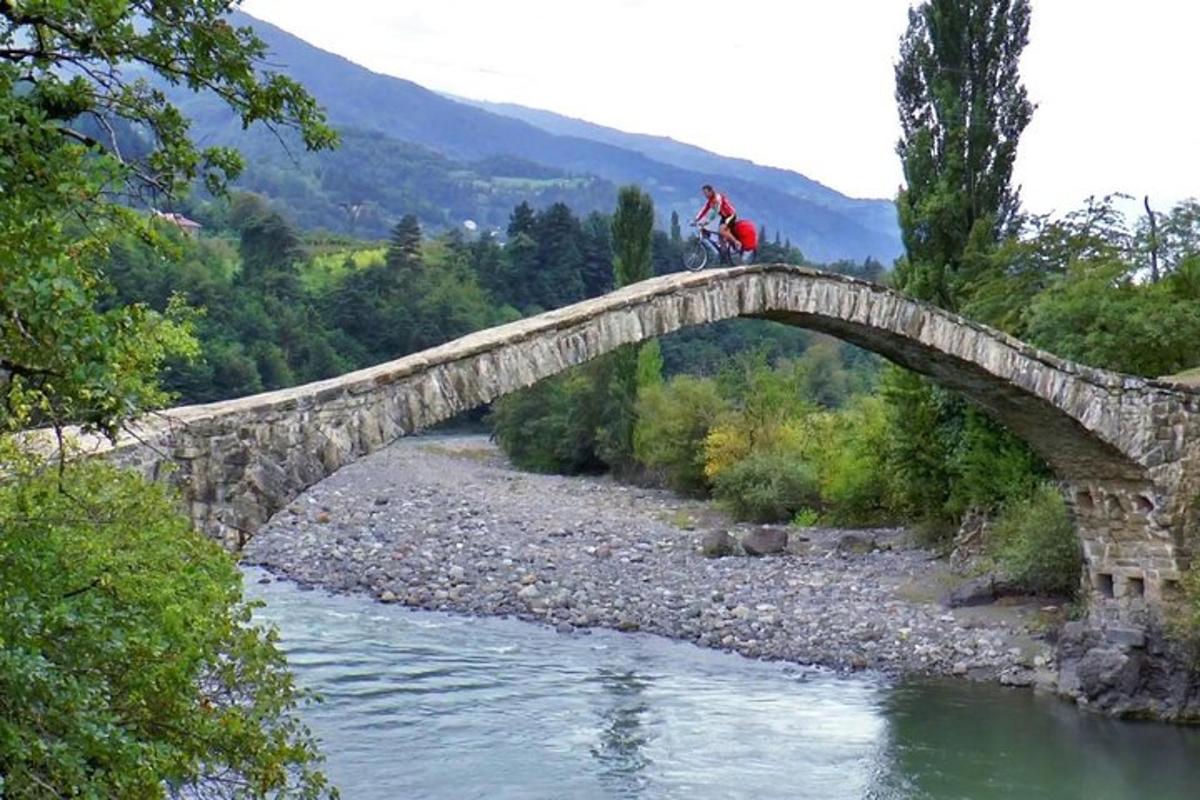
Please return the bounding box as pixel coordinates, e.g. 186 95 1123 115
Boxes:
682 239 708 271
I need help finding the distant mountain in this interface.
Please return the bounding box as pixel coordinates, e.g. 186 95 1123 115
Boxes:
187 11 901 263
460 98 900 243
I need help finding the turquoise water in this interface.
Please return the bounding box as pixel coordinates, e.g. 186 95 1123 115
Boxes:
245 571 1200 800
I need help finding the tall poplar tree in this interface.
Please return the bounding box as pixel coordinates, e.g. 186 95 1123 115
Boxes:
886 0 1042 531
894 0 1034 309
595 186 658 469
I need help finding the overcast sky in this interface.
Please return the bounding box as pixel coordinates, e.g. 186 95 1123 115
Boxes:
240 0 1198 215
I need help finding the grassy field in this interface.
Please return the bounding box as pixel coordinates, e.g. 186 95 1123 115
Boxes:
1165 367 1200 386
302 246 387 292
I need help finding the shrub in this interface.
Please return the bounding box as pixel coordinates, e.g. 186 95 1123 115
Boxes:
711 451 822 523
632 375 729 493
489 370 603 474
945 407 1047 519
792 508 821 527
814 395 899 524
703 421 754 482
991 483 1082 596
0 443 333 798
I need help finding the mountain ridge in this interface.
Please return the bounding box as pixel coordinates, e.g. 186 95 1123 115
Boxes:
458 96 900 246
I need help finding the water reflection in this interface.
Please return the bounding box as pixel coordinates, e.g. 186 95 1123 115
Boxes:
878 679 1200 800
590 670 652 796
244 570 1200 800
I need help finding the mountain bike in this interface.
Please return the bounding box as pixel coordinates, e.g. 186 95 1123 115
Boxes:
682 222 751 271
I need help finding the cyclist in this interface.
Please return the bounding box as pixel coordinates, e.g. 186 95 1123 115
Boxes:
694 185 739 250
731 219 758 263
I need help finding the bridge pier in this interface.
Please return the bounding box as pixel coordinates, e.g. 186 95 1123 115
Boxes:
1067 479 1192 625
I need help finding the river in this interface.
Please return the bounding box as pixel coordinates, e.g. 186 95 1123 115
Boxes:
245 569 1200 800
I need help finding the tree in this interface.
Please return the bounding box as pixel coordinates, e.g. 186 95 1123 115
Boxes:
670 210 682 244
469 231 511 302
886 0 1041 537
490 188 659 475
580 211 615 297
594 187 657 469
0 0 335 438
532 203 585 308
0 447 335 799
894 0 1034 309
239 210 305 299
611 186 655 287
503 232 540 311
0 3 337 795
507 201 537 239
387 214 423 274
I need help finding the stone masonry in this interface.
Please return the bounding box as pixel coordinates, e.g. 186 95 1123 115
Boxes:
47 264 1200 626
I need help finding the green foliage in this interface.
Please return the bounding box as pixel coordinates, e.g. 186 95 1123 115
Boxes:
792 508 821 527
894 0 1033 309
813 395 897 525
589 347 640 472
588 187 658 471
628 352 901 524
302 246 386 293
711 451 821 523
885 0 1045 544
0 443 334 798
489 372 603 474
387 215 424 274
633 375 730 494
877 368 955 526
636 340 665 390
0 0 334 437
611 185 655 286
492 187 665 476
1025 253 1200 377
326 222 499 367
946 408 1048 518
990 484 1081 596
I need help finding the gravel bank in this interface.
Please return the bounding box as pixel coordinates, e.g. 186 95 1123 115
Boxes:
244 434 1058 686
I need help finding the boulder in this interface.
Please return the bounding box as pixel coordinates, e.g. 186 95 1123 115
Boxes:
699 530 735 558
941 575 998 608
834 532 877 556
741 528 788 556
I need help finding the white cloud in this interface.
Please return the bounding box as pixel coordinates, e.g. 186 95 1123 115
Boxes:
241 0 1198 214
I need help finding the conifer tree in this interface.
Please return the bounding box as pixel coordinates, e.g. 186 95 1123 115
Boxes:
386 214 423 274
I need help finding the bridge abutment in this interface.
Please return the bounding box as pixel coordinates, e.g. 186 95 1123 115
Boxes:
1068 479 1190 624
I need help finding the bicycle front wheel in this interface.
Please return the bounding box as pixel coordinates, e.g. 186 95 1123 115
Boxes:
682 239 708 271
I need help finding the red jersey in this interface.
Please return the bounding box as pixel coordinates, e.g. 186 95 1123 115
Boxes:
695 192 736 222
732 219 758 251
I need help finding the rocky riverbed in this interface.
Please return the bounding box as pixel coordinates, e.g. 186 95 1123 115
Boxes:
244 434 1060 688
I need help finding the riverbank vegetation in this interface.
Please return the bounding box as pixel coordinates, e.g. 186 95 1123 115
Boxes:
0 444 333 798
0 2 340 795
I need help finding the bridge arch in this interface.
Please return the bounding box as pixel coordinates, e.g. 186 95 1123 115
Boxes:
68 265 1200 619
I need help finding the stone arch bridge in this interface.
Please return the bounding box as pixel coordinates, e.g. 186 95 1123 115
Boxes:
60 265 1200 623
